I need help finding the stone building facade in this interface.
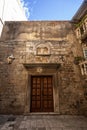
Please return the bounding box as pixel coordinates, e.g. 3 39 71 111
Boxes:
0 1 87 115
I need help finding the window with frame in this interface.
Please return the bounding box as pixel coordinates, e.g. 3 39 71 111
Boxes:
76 28 81 38
80 63 87 75
84 63 87 74
83 49 87 59
80 25 84 35
85 18 87 29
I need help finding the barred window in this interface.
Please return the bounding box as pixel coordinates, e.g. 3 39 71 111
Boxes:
84 63 87 74
80 63 87 75
83 49 87 59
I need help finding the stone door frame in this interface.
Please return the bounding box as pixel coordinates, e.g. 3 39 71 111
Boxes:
24 63 60 113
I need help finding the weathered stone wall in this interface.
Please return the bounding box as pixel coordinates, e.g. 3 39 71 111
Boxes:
0 21 87 115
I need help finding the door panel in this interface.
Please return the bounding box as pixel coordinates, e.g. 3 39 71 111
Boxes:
30 76 54 112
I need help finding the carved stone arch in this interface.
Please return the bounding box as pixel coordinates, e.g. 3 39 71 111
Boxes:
36 43 52 55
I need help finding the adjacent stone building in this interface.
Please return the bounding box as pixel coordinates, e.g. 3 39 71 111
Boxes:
0 0 27 36
0 1 87 115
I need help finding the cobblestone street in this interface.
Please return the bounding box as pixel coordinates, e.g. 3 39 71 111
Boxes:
0 115 87 130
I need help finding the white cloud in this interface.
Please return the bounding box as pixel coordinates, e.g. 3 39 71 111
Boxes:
20 0 30 19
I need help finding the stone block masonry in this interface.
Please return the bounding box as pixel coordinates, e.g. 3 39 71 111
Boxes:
0 21 87 115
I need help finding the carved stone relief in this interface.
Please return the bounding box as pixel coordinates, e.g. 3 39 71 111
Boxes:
36 67 43 73
35 56 49 63
37 47 49 55
26 42 35 54
36 44 51 55
26 53 35 63
50 55 66 63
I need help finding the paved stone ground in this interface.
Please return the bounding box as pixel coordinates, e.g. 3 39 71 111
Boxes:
0 115 87 130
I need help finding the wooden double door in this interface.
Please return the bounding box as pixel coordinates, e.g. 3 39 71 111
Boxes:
30 76 54 112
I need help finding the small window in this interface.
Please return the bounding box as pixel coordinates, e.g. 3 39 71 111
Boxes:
80 63 87 75
83 49 87 59
76 28 81 38
85 64 87 72
85 18 87 29
80 26 84 35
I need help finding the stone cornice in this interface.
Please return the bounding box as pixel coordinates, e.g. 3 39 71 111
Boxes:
72 0 87 23
23 63 61 69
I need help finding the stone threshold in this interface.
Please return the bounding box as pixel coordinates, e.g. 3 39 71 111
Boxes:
24 112 60 116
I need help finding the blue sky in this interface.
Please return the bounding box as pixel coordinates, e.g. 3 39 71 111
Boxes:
21 0 83 20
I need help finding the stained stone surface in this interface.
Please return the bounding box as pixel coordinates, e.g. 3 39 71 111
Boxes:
0 21 87 115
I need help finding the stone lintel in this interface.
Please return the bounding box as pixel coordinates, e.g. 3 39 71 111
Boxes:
23 63 61 69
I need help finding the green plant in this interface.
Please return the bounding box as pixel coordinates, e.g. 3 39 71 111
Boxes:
74 56 85 65
74 14 87 28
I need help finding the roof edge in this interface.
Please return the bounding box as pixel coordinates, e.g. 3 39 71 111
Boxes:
72 0 87 23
